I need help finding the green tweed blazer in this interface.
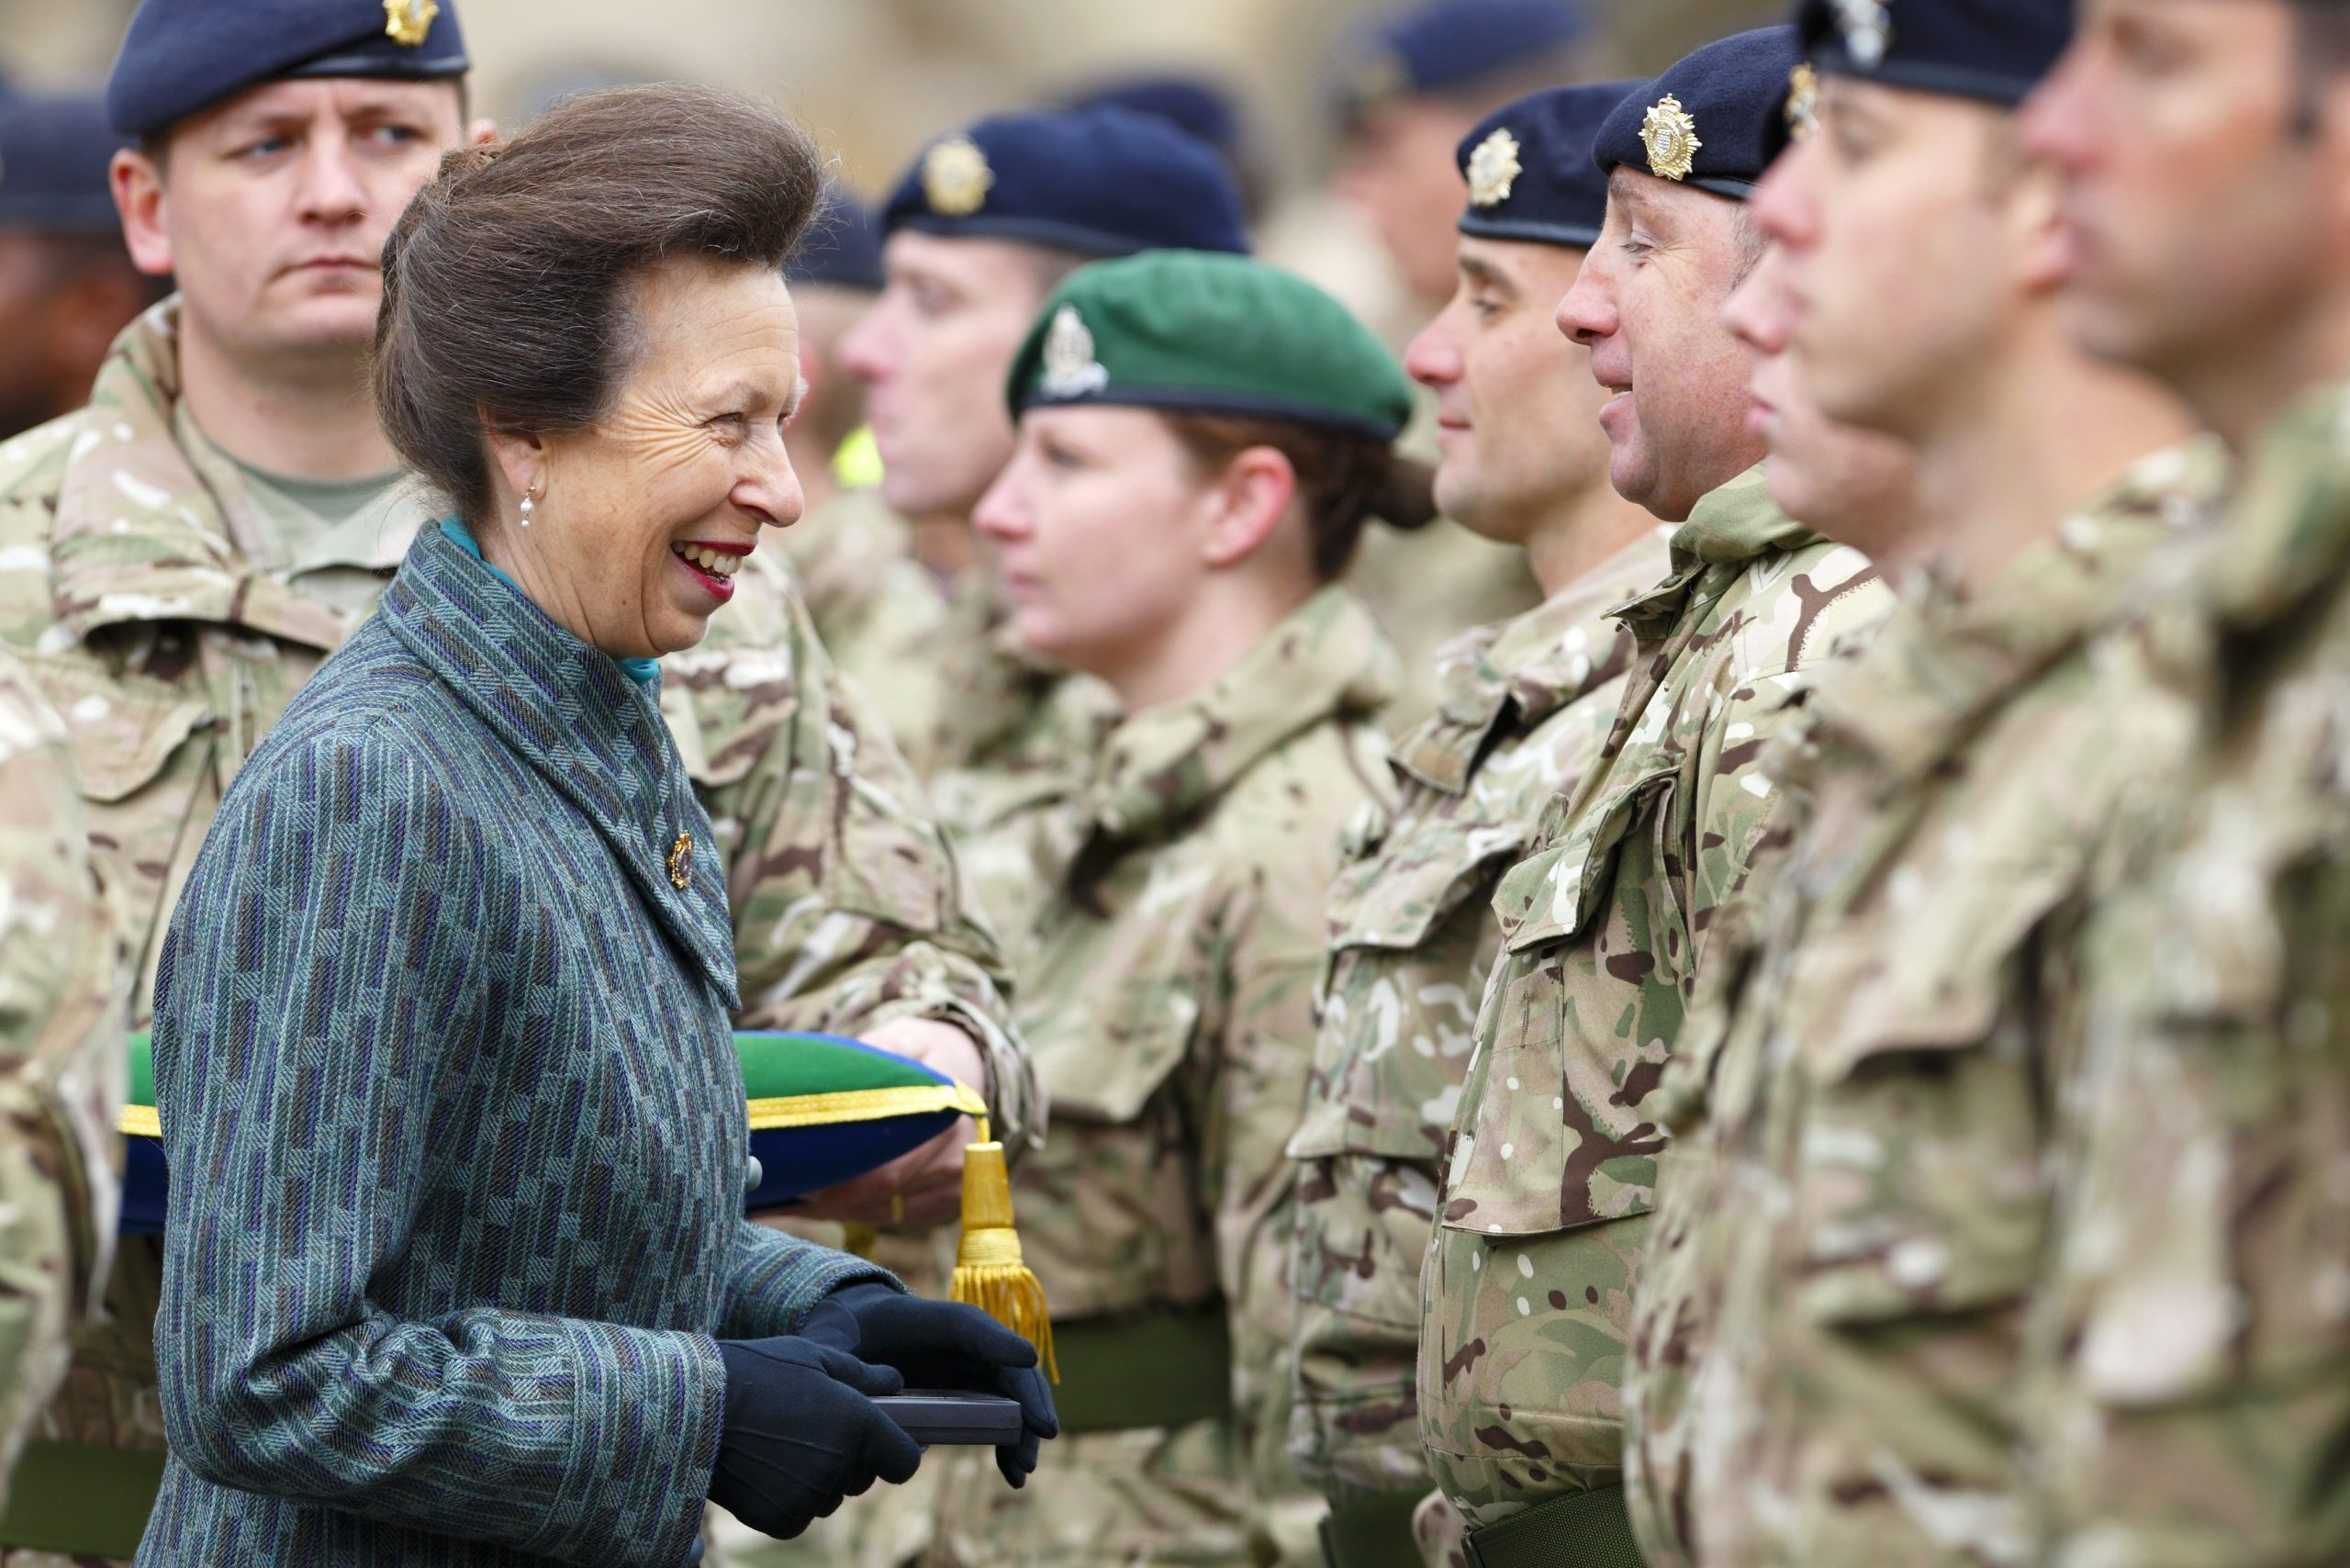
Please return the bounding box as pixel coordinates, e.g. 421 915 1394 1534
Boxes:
140 523 892 1566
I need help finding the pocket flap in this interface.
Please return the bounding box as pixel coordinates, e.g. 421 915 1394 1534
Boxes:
28 654 212 805
1328 815 1528 952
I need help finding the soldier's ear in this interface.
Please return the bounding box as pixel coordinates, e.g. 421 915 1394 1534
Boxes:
111 147 173 280
467 118 497 149
1197 444 1297 571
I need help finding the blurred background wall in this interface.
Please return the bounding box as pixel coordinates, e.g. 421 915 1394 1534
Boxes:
0 0 1776 197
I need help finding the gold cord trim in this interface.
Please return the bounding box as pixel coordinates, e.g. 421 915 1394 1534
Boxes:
745 1083 989 1132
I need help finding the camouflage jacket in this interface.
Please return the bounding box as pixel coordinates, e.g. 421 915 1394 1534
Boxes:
0 651 124 1508
1283 526 1673 1504
774 485 952 775
2022 386 2350 1568
1416 465 1889 1529
1619 445 2221 1568
996 587 1394 1489
0 304 1030 1461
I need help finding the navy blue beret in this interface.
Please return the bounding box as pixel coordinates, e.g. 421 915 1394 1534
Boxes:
880 106 1249 259
1335 0 1587 123
1593 27 1800 200
1456 80 1640 248
1796 0 2072 106
1067 75 1243 166
108 0 468 138
788 192 884 292
0 95 126 235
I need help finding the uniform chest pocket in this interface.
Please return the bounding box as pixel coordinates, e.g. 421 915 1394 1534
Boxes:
2064 784 2350 1411
1035 954 1204 1128
1299 817 1528 1163
1786 863 2076 1328
1439 766 1681 1239
1327 815 1528 953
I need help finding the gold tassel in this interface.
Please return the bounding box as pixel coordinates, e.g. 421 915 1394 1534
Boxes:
948 1117 1058 1383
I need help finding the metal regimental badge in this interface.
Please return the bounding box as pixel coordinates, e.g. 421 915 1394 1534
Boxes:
1467 128 1523 208
1038 307 1109 399
922 135 993 218
1347 46 1409 117
1641 95 1701 182
1833 0 1894 67
383 0 438 46
1785 64 1821 142
667 831 693 890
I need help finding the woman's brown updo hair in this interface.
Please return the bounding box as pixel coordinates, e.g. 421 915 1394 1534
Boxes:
1160 414 1438 583
374 84 824 523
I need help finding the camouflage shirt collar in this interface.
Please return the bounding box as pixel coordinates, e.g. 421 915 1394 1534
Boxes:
49 302 365 652
1397 525 1673 795
1612 462 1817 644
1797 438 2225 796
1080 586 1397 847
2207 378 2350 633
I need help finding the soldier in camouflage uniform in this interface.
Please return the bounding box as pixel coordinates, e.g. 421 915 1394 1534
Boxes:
1415 33 1894 1567
916 253 1418 1568
1280 82 1668 1568
0 653 122 1516
842 107 1252 817
2016 3 2350 1561
0 5 1028 1560
775 195 951 774
1617 9 2215 1559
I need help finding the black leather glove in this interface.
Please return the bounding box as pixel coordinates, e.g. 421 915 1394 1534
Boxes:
707 1335 923 1540
800 1283 1059 1488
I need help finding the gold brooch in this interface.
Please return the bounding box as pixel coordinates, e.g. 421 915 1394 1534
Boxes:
382 0 438 47
1641 95 1702 183
922 135 993 218
1467 127 1523 208
1785 64 1821 143
667 832 693 890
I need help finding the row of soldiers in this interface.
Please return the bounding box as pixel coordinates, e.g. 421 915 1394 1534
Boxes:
3 0 2347 1566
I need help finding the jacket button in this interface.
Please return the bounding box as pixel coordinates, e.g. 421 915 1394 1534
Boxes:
744 1156 763 1193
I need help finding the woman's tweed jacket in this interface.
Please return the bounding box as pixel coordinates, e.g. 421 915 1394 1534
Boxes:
139 524 893 1566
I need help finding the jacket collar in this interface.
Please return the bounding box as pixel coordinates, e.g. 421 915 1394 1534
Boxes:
1609 462 1817 647
1395 526 1673 795
381 524 740 1006
2209 379 2350 634
1790 438 2225 799
1076 586 1395 851
48 302 423 652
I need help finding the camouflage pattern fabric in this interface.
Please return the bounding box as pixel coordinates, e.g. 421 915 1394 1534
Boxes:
2021 386 2350 1568
1617 445 2222 1568
1346 520 1548 737
1409 1488 1467 1568
1284 527 1673 1506
922 588 1398 1568
1416 464 1890 1532
773 485 952 776
0 302 1029 1541
0 653 122 1513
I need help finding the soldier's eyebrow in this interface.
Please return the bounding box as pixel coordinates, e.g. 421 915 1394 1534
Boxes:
1459 254 1516 298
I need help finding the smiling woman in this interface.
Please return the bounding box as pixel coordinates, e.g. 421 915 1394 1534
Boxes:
374 85 819 658
139 84 1055 1568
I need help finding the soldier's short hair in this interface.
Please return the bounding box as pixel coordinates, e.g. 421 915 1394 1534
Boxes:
373 83 822 523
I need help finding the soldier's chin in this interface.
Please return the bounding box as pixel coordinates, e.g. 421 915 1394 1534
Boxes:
263 289 383 350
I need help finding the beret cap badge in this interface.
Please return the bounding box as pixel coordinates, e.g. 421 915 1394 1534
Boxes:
1785 63 1821 141
1640 94 1701 181
1466 126 1523 207
922 134 994 218
383 0 439 47
1831 0 1893 67
1038 306 1109 399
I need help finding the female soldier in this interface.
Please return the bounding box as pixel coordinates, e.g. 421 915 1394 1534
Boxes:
140 86 1051 1565
923 251 1421 1567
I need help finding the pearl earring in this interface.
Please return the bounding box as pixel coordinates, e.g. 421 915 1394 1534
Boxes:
518 489 536 529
